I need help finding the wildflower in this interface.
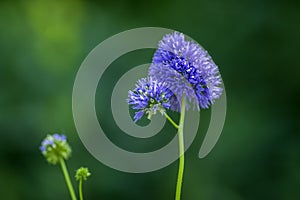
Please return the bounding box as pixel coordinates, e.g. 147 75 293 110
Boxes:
39 134 71 165
127 77 176 122
149 32 222 110
76 167 91 200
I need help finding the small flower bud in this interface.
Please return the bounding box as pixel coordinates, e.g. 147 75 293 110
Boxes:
75 167 91 181
39 134 71 165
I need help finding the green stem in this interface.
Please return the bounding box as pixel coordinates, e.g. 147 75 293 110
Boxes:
164 112 179 129
59 158 77 200
79 180 83 200
175 97 186 200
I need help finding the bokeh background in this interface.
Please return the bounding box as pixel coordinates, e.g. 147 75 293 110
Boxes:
1 0 299 199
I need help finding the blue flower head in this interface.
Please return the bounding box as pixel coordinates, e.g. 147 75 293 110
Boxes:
149 32 223 110
40 134 71 165
128 77 176 122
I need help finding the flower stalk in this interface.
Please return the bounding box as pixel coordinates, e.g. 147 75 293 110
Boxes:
175 97 186 200
163 112 179 129
59 158 77 200
79 180 83 200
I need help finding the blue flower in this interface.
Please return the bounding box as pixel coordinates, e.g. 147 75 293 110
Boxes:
149 32 222 110
128 77 175 122
40 134 71 165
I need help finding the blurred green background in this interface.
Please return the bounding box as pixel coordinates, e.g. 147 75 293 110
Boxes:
1 0 300 199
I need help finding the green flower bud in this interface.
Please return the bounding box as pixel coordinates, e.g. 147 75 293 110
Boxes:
75 167 91 181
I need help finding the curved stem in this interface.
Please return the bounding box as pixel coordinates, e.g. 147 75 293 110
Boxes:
164 112 179 129
59 158 77 200
175 97 186 200
79 180 83 200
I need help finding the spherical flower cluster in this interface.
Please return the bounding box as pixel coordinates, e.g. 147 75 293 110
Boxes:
39 134 71 165
75 167 91 181
127 77 176 122
149 32 222 110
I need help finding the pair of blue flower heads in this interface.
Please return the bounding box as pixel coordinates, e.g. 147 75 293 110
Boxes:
128 32 223 122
